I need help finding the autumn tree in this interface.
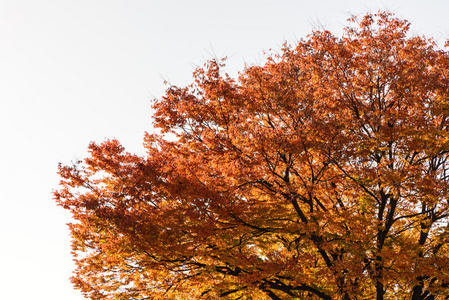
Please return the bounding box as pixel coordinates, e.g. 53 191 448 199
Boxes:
55 12 449 300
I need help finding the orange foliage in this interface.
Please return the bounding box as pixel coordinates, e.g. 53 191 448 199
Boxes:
55 12 449 300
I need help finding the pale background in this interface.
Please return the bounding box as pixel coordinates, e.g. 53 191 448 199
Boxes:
0 0 448 299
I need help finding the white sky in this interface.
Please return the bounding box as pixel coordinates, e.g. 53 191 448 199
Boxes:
0 0 448 299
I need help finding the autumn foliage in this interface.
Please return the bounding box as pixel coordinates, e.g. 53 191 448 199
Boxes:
55 12 449 300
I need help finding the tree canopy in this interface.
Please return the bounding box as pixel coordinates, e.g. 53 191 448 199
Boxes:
55 12 449 300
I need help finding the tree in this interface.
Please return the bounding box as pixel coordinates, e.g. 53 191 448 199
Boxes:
55 12 449 300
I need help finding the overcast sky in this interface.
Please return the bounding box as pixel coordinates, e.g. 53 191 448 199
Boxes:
1 1 448 299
